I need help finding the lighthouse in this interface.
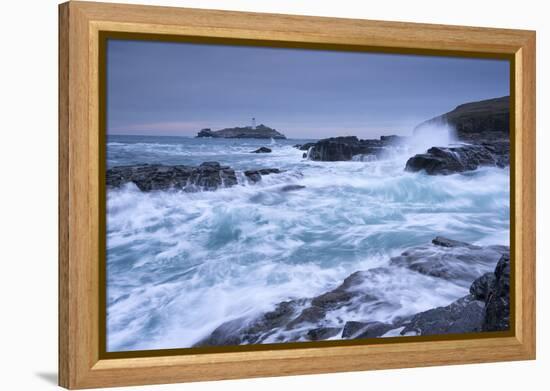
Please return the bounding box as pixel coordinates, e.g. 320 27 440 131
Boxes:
251 117 256 130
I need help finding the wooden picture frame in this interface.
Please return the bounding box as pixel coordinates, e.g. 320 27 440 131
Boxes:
59 1 536 389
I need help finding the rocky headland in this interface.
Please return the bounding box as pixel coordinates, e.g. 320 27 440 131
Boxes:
302 96 510 175
195 236 510 346
405 96 510 174
414 95 509 143
197 124 286 139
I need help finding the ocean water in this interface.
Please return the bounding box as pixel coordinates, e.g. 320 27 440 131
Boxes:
106 134 510 351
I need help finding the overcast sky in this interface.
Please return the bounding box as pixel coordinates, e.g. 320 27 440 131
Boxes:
107 39 509 139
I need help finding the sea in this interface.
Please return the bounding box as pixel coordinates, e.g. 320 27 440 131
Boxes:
105 132 510 351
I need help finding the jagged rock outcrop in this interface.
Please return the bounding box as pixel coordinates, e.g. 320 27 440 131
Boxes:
397 295 485 336
342 321 393 339
251 147 272 153
389 236 508 283
414 96 510 143
194 300 304 346
405 142 509 175
482 254 510 331
106 162 237 192
243 168 282 183
307 135 407 161
406 96 510 175
470 272 496 301
293 143 316 151
107 162 282 191
195 268 388 346
389 252 510 336
197 124 286 139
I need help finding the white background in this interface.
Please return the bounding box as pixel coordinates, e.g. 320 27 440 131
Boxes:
0 0 547 389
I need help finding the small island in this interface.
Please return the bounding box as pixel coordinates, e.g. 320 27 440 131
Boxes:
196 123 286 139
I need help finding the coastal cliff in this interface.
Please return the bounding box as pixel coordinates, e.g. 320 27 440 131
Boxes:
197 124 286 139
303 96 510 175
405 96 510 174
414 96 510 142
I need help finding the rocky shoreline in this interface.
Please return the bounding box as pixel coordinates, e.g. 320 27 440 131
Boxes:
302 96 510 175
195 237 510 346
106 162 283 192
405 141 510 175
108 96 510 190
106 96 511 346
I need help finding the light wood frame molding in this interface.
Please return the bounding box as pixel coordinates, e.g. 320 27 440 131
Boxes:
58 1 536 389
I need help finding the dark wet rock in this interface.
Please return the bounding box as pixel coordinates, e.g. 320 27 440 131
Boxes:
483 140 510 167
397 295 485 336
244 168 282 183
197 124 286 139
293 142 316 151
414 96 509 143
196 128 213 137
432 236 481 249
390 237 508 283
307 135 406 161
395 249 510 337
106 162 238 192
194 318 245 347
311 290 355 309
280 185 306 192
195 300 302 347
341 321 368 338
311 271 378 309
405 142 509 175
251 147 272 153
342 321 393 339
301 143 316 151
287 306 326 328
307 327 342 341
407 96 510 175
396 251 510 337
245 301 300 337
308 136 364 161
107 163 283 191
287 271 381 330
483 254 510 331
470 272 496 301
355 322 394 339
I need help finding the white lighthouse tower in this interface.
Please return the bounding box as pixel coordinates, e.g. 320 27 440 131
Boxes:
251 117 256 129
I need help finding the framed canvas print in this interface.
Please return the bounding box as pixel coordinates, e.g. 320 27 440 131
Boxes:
58 1 536 389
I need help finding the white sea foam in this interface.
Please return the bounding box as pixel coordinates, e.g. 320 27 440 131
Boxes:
105 136 509 351
409 122 457 154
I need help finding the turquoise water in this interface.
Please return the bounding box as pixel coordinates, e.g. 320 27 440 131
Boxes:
106 134 510 351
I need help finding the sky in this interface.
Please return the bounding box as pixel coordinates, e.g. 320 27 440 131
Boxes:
107 39 510 139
